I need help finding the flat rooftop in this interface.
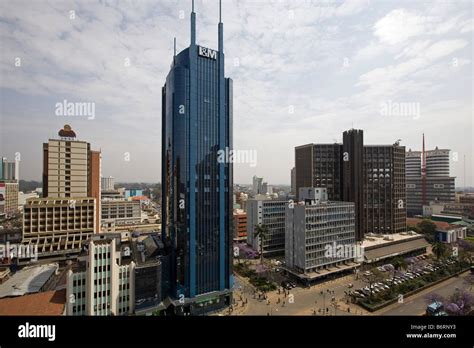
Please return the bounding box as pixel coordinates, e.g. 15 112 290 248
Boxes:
362 232 423 248
0 263 58 298
0 289 65 315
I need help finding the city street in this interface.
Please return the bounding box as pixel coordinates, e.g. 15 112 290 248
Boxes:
376 271 473 315
228 271 369 316
224 270 473 316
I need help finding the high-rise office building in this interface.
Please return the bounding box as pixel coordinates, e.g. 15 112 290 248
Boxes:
364 144 406 235
1 157 19 181
22 125 101 255
290 167 296 195
295 143 343 201
295 130 407 240
0 157 19 217
342 129 364 240
161 1 232 314
406 142 455 215
252 175 264 194
42 125 101 230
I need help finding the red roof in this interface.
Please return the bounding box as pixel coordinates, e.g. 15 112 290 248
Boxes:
131 196 149 201
0 289 66 316
406 218 453 231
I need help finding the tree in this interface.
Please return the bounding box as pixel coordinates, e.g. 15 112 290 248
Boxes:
392 256 408 271
445 289 474 316
254 224 269 265
417 219 437 243
432 242 448 260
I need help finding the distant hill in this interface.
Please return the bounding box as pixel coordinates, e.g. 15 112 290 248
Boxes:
19 180 42 193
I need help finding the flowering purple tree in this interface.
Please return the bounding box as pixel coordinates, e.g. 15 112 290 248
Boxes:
445 289 474 316
424 292 445 305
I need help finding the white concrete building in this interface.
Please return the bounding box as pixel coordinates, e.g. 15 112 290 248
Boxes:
285 188 356 276
66 237 135 316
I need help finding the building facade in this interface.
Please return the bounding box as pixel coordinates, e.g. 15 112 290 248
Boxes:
285 189 356 275
101 176 115 191
42 125 101 230
161 2 232 313
0 181 19 216
294 130 406 240
342 129 364 240
1 157 19 181
66 237 135 316
66 233 164 316
364 145 406 235
252 175 264 194
295 143 343 201
233 209 247 240
246 198 287 256
406 146 455 216
290 167 296 196
22 198 96 255
101 200 141 232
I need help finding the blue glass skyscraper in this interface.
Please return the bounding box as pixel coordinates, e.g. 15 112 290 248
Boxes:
161 0 233 314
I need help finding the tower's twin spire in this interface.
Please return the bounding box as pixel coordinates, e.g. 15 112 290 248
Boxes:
190 0 223 50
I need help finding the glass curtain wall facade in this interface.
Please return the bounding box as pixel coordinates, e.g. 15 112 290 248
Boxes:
161 3 232 306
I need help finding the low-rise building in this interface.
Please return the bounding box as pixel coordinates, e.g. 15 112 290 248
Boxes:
233 209 247 240
101 200 141 232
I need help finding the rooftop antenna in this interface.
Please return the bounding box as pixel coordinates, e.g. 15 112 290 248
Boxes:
218 0 223 53
191 0 196 46
173 37 176 57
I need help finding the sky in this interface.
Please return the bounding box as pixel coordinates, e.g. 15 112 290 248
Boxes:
0 0 472 185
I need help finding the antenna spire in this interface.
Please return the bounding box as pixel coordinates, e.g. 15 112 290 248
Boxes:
191 0 196 45
174 37 176 56
219 0 222 23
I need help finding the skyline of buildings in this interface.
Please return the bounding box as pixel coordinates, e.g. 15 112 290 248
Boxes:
0 0 473 326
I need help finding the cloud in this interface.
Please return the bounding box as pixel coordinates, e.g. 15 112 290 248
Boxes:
374 9 429 45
